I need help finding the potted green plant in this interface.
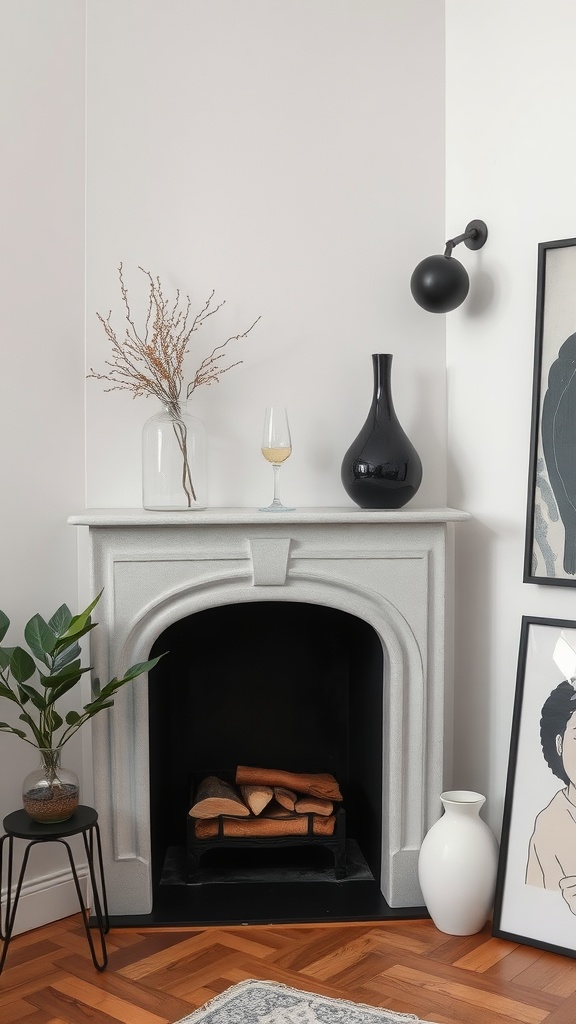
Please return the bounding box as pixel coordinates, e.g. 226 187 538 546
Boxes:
0 591 161 823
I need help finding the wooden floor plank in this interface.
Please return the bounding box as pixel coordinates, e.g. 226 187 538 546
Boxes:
484 945 553 982
298 931 384 979
57 953 195 1020
381 965 553 1024
50 976 170 1024
116 933 219 981
25 984 123 1024
453 937 518 973
511 951 576 997
3 913 576 1024
107 932 202 973
0 951 72 1006
143 948 245 998
1 998 46 1023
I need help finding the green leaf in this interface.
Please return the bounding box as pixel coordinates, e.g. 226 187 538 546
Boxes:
9 647 37 683
41 663 89 696
52 620 97 657
0 646 15 671
52 641 81 673
41 662 88 689
119 655 163 682
0 611 9 644
17 683 47 711
48 603 73 637
18 711 44 746
93 678 122 701
49 709 63 731
92 656 163 703
82 699 114 716
61 592 102 640
24 614 57 665
46 672 90 706
0 682 18 702
65 710 81 725
0 723 27 739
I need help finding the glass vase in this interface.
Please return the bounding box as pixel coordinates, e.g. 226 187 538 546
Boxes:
142 399 207 510
22 748 80 824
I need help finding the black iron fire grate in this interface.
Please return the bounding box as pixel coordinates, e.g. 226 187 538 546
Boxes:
186 806 347 883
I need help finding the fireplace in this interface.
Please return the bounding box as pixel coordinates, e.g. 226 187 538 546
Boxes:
69 506 468 924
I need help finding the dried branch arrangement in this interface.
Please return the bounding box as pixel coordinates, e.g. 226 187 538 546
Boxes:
88 265 260 507
89 264 260 411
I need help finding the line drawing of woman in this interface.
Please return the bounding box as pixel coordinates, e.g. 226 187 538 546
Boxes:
526 679 576 913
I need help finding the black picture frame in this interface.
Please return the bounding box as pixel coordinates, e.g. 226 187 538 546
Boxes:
524 237 576 585
493 615 576 958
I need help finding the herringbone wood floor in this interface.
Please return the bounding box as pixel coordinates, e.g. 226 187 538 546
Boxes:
1 913 576 1024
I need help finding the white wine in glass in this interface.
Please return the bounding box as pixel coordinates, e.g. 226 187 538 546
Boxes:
259 406 295 512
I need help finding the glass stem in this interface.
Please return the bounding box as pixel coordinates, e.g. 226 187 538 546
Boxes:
271 464 282 506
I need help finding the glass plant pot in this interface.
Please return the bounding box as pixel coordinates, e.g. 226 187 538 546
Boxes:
22 748 80 824
142 399 207 510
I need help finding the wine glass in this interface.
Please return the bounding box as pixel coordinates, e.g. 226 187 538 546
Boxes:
259 406 295 512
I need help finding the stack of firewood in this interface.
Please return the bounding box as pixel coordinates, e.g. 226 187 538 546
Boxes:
188 766 343 838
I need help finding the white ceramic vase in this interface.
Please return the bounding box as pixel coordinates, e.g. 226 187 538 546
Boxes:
418 790 499 935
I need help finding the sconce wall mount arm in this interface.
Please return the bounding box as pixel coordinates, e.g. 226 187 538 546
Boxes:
443 219 488 257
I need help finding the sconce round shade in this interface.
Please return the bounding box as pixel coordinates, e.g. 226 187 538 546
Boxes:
410 254 470 314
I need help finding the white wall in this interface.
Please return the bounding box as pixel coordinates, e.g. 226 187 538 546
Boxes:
85 0 447 510
0 1 87 926
1 0 448 929
446 0 576 834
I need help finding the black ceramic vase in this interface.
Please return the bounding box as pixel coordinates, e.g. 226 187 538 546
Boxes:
341 353 422 509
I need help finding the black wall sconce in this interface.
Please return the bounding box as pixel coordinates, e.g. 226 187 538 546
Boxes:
410 219 488 313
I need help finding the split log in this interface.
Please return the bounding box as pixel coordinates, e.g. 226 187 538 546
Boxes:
239 784 274 816
194 814 336 839
265 801 298 818
236 766 343 801
274 786 297 811
295 797 333 816
188 776 250 818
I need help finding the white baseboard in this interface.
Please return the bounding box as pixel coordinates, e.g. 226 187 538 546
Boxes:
2 863 89 936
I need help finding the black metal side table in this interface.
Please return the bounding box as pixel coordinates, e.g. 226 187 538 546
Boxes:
0 805 109 973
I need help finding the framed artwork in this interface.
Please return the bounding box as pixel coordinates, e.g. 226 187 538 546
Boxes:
524 237 576 585
493 616 576 958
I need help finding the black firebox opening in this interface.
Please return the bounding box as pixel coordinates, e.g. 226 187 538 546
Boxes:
147 601 385 920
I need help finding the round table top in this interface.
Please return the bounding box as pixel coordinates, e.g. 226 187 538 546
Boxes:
2 805 98 840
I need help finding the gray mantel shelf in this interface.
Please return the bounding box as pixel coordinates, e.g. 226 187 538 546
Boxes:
69 506 470 527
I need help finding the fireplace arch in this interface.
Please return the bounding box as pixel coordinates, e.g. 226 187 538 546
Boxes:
147 600 385 890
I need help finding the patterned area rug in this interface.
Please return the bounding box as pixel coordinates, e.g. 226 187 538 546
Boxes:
174 979 437 1023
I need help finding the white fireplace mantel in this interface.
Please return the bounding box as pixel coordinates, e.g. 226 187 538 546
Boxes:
70 505 469 917
70 506 469 527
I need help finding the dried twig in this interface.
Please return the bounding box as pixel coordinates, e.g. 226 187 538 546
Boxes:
88 264 260 407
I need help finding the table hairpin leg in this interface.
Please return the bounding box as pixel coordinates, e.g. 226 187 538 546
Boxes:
63 833 108 971
81 819 109 965
0 832 17 972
